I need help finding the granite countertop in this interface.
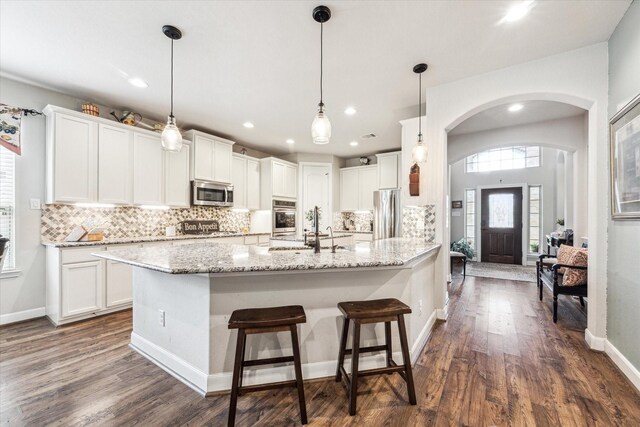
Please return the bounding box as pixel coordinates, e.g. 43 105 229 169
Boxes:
42 232 270 248
92 238 441 274
270 233 354 242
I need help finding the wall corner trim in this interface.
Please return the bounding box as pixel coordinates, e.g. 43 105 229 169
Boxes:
585 328 606 351
0 307 46 325
605 340 640 393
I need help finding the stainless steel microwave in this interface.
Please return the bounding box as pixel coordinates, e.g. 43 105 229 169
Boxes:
191 180 234 207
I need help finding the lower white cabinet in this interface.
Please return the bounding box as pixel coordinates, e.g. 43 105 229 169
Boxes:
61 260 104 318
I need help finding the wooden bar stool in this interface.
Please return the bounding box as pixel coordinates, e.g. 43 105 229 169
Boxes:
335 298 417 416
227 305 308 426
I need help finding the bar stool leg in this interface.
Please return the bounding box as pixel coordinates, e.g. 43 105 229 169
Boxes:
397 315 417 405
228 329 246 427
349 320 360 416
289 325 308 425
238 333 247 391
335 316 349 382
384 321 392 369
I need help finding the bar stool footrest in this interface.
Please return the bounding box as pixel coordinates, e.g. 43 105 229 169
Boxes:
242 355 294 367
344 344 388 355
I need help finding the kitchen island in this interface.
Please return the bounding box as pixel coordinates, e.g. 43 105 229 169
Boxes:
94 238 441 395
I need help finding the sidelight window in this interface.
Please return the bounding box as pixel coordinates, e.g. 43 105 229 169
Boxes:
464 189 476 251
529 185 541 253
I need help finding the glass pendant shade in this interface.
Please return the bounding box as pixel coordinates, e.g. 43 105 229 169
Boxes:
161 116 183 152
312 108 331 145
412 135 427 163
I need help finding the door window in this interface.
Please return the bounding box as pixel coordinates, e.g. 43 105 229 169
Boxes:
488 193 514 228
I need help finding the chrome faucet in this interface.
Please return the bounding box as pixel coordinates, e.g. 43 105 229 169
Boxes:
326 226 337 253
313 206 321 254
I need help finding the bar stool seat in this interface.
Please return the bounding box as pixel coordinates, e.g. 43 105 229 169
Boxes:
335 298 417 416
227 305 308 426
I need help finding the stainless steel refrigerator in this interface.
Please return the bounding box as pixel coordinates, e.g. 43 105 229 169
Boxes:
373 189 402 240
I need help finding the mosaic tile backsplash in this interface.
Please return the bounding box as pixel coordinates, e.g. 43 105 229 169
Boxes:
41 205 250 242
334 211 374 232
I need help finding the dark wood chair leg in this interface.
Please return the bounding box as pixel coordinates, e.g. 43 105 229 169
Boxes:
384 321 392 369
289 325 308 425
335 317 349 382
348 321 360 416
553 294 558 323
579 296 585 307
238 333 247 390
397 314 417 405
228 329 246 427
539 281 544 301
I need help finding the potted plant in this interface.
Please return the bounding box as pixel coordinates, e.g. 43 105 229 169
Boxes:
450 238 474 260
530 242 540 253
304 208 322 230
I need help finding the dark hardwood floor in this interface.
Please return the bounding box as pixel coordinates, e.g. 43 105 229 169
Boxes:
2 275 639 426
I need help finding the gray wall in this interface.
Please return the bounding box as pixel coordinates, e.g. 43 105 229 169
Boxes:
607 0 640 371
450 147 565 257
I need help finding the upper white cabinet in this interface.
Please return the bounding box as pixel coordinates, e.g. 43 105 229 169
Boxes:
185 130 235 184
340 165 378 212
98 124 132 204
260 157 297 208
133 132 164 205
164 142 191 208
376 151 401 190
45 107 98 204
232 154 261 210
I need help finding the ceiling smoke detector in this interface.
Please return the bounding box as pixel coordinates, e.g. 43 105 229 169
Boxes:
361 133 376 139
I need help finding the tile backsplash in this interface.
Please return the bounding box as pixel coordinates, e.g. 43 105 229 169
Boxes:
41 205 250 242
334 211 374 232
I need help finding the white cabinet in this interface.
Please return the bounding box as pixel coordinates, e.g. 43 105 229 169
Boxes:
376 151 401 190
105 244 139 308
98 124 132 204
164 143 191 208
45 108 98 204
232 154 261 210
260 157 298 208
354 233 373 242
61 260 104 318
340 165 378 211
186 130 235 184
133 132 163 205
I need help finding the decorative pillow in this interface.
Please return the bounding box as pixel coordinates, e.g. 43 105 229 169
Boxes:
563 249 588 286
556 245 577 274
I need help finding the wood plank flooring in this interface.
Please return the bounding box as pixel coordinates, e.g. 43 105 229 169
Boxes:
1 275 639 426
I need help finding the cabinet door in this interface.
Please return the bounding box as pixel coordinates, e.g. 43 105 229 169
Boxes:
98 124 132 204
377 153 399 189
105 260 133 308
213 141 233 183
193 135 215 181
52 113 98 203
61 261 104 318
133 132 163 205
340 168 359 211
232 155 246 209
272 162 286 197
358 167 378 211
164 143 191 207
284 165 297 198
246 159 260 210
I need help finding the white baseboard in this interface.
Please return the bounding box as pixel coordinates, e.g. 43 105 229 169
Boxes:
605 340 640 393
436 307 448 320
132 313 440 395
585 328 606 351
0 307 45 325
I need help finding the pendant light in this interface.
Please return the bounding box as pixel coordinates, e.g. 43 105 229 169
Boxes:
412 63 428 163
161 25 183 152
311 6 331 145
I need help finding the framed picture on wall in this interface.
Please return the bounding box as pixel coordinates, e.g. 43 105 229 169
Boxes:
610 93 640 219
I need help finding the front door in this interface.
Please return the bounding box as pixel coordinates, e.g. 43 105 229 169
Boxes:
481 187 522 264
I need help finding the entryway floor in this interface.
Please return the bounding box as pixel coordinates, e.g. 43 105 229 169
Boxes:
466 260 537 282
1 276 639 426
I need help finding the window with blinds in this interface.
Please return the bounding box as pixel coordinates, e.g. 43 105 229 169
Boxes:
0 147 15 271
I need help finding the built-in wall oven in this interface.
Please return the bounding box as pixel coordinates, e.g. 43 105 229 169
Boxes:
272 199 297 236
191 180 234 207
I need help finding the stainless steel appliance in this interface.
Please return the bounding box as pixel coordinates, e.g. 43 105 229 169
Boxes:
373 189 402 240
191 180 234 207
272 199 297 236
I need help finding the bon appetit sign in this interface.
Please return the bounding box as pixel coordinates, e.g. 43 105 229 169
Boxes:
181 220 220 235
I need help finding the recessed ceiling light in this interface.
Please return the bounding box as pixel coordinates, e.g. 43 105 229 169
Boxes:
243 122 254 128
508 103 524 112
344 107 357 115
127 77 148 88
286 139 295 144
502 1 534 23
350 141 359 147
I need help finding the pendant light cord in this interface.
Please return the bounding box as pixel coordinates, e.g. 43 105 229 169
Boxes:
418 72 422 138
170 38 174 119
320 21 324 109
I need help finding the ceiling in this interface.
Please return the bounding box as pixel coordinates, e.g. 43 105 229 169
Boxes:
449 100 586 136
0 1 629 157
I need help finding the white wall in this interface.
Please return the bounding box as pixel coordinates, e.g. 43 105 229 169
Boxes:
402 43 610 343
607 0 640 373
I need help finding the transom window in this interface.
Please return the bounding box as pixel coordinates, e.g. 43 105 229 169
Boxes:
466 146 540 173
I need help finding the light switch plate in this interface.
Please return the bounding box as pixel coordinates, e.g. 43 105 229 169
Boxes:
30 199 41 210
